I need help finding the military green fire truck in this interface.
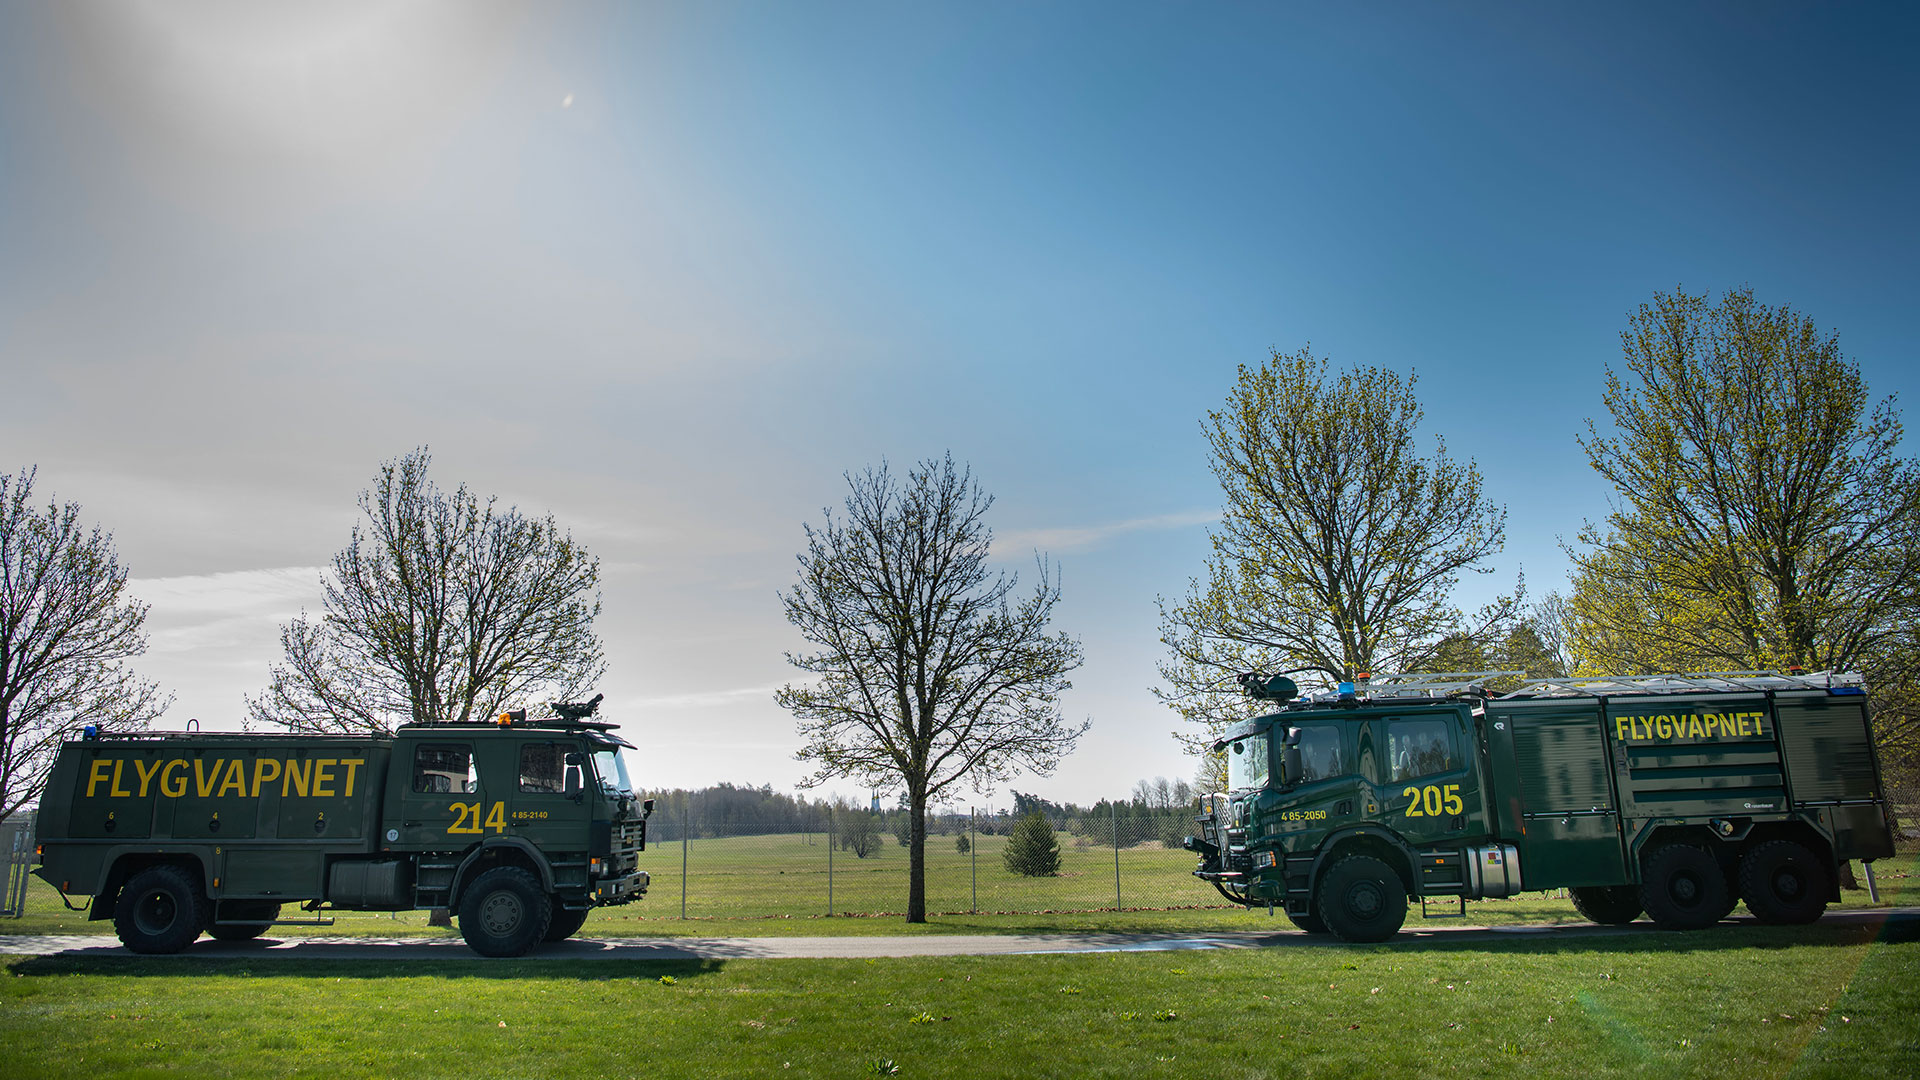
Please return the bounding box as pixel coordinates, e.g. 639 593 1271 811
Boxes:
1185 671 1897 942
32 696 652 956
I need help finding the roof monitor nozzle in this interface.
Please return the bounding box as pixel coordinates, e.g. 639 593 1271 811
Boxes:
1237 672 1299 703
552 693 604 721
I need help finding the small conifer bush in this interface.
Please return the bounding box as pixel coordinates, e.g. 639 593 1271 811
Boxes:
1002 810 1061 876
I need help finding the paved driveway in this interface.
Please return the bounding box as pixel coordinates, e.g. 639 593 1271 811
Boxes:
3 908 1913 961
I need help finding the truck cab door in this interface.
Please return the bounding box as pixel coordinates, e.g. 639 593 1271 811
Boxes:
388 740 488 850
1375 711 1477 846
504 738 591 851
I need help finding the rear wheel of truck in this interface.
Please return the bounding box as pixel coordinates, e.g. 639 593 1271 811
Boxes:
543 904 590 942
114 865 209 954
206 902 282 941
1317 855 1407 943
1640 845 1731 930
458 867 552 957
1568 885 1643 925
1739 840 1830 924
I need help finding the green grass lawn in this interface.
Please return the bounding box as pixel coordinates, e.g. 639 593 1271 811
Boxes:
7 837 1914 939
2 918 1915 1079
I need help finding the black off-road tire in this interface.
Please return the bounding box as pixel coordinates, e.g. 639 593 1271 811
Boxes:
206 901 282 941
1640 845 1732 930
1316 855 1407 943
1287 907 1330 934
458 867 552 957
543 904 591 942
114 865 209 954
1739 840 1830 925
1569 885 1643 926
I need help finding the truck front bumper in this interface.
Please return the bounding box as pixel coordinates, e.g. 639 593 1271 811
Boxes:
595 870 650 905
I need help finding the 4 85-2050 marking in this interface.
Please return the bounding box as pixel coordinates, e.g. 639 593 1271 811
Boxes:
1402 783 1464 818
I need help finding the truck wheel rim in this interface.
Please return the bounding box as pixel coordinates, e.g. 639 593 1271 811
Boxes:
135 890 177 935
1345 881 1383 920
482 893 523 935
1772 869 1803 901
1670 874 1700 906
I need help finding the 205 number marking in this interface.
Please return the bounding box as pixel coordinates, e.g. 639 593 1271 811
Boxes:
1401 783 1464 818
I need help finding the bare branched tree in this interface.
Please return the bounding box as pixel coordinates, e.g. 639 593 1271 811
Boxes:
249 449 604 734
777 455 1086 923
0 467 168 821
1157 349 1515 749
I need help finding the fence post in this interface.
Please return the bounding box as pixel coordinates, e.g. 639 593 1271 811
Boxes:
1112 801 1122 911
827 807 835 917
680 801 689 920
969 806 977 915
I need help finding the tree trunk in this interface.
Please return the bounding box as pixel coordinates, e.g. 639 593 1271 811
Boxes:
906 789 928 923
427 906 452 927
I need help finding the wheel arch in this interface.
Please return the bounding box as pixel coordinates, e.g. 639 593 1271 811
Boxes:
91 851 211 921
448 839 554 907
1310 828 1419 899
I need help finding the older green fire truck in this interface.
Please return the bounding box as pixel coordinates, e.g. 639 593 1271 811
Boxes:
33 696 652 956
1185 671 1897 942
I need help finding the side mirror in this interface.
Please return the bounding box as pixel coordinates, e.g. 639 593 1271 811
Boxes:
1279 727 1303 789
564 752 584 766
642 798 656 820
564 765 583 796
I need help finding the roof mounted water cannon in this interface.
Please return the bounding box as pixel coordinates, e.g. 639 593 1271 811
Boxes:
1236 672 1300 702
552 693 604 721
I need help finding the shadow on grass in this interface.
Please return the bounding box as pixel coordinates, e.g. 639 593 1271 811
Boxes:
4 954 730 982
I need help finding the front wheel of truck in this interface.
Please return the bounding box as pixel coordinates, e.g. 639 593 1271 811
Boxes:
1569 885 1643 925
1640 844 1732 930
543 904 590 942
114 865 209 954
1317 855 1407 943
458 868 552 957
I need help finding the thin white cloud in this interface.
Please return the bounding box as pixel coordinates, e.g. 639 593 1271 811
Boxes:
996 509 1218 555
625 685 786 710
131 566 327 615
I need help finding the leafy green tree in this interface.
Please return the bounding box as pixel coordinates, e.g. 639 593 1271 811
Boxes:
0 468 168 821
1157 349 1515 747
248 449 604 734
1002 810 1061 876
1569 287 1920 677
955 833 971 855
778 455 1085 922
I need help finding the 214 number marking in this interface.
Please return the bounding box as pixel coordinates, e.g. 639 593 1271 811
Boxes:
448 801 507 834
1401 783 1464 818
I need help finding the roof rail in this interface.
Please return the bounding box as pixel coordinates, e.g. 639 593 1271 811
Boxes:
1499 670 1862 699
1357 671 1528 699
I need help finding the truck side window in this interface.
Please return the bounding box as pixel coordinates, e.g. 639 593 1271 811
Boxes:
518 744 568 794
1295 724 1345 783
413 744 478 794
1386 719 1453 781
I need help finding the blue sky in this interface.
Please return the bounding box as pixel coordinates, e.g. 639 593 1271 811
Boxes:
1 2 1914 807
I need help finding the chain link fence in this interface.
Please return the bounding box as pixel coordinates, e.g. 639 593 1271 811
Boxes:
641 808 1225 920
1 812 34 918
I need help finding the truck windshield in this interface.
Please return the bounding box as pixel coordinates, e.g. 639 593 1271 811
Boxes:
589 748 633 795
1227 731 1269 790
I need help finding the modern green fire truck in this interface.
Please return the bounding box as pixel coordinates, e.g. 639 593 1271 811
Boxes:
1185 671 1897 942
33 696 652 956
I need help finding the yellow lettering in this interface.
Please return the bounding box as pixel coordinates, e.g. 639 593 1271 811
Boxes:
134 757 164 797
109 759 132 798
485 800 506 833
312 759 337 798
1736 714 1751 737
1684 716 1702 739
1616 717 1630 741
217 758 248 798
1655 716 1672 739
283 758 312 798
86 759 113 798
340 759 364 798
160 759 188 798
1750 712 1765 737
1703 714 1719 737
251 758 281 797
194 759 222 798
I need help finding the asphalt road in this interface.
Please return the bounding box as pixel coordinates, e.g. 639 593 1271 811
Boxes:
3 907 1914 961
